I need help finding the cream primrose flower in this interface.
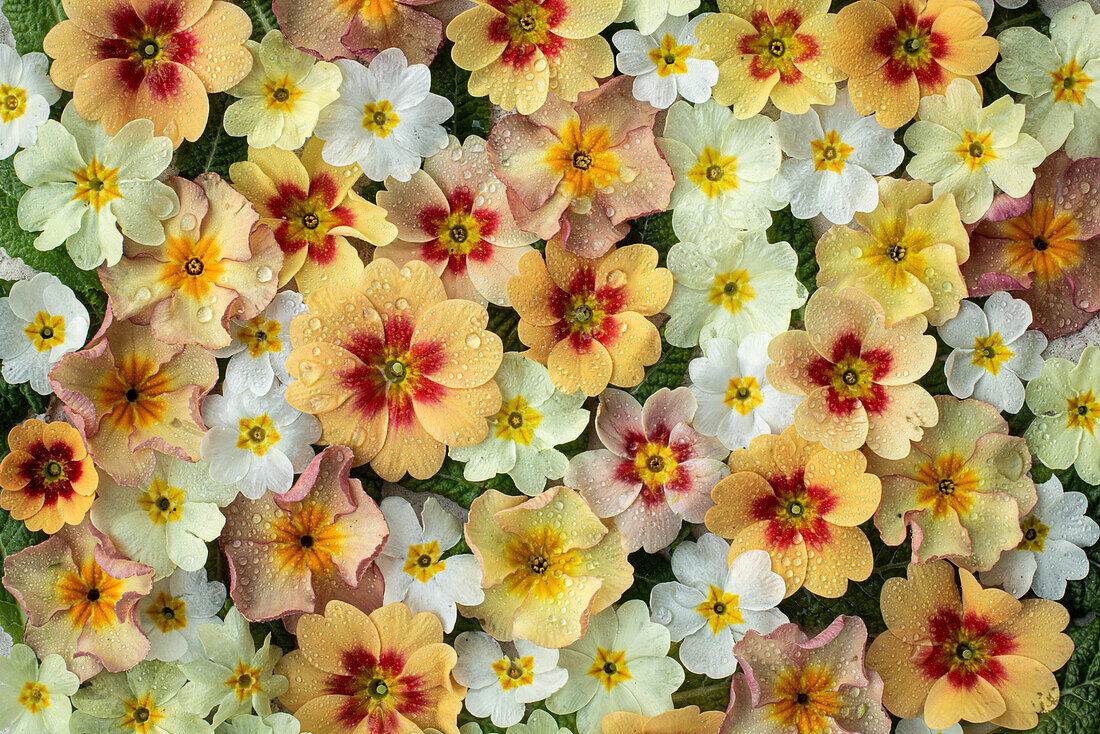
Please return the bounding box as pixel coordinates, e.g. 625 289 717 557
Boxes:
0 45 60 160
904 79 1046 224
70 660 213 734
217 713 303 734
0 272 89 395
612 14 719 109
13 102 178 269
616 0 701 35
1025 345 1100 484
450 352 589 496
214 291 308 396
0 644 79 734
138 569 227 664
224 30 342 151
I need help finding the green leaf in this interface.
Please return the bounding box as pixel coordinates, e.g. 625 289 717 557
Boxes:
628 325 694 403
621 211 677 267
174 94 248 180
4 0 65 55
233 0 276 41
400 457 523 508
487 304 524 354
0 509 47 644
767 206 817 326
0 381 51 456
430 45 492 142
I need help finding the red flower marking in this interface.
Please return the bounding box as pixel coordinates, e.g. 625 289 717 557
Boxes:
807 333 893 417
872 2 946 88
327 646 431 730
487 0 569 68
549 267 627 352
15 440 82 508
920 608 1016 689
269 173 356 266
750 469 837 551
415 188 501 275
99 2 199 97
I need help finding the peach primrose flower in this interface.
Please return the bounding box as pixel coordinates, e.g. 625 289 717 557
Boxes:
0 420 97 534
601 705 723 733
869 396 1036 572
43 0 253 147
275 601 465 734
285 258 503 482
229 137 397 296
816 177 970 328
488 76 674 258
866 561 1073 730
464 485 633 649
832 0 998 128
965 151 1100 338
49 315 218 487
273 0 444 67
221 445 387 627
705 426 881 598
766 287 939 459
376 134 538 306
446 0 620 115
724 616 891 734
2 519 153 681
99 174 283 350
507 239 672 397
694 0 844 118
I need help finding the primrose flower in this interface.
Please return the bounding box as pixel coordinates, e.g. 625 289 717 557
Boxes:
224 30 342 151
866 561 1073 730
2 519 153 681
449 352 590 496
49 317 218 487
228 137 396 295
285 258 503 482
275 601 465 734
214 291 308 396
0 419 97 534
964 152 1100 338
706 427 881 598
138 569 226 663
766 287 939 459
464 486 633 649
832 0 998 128
507 240 672 397
694 0 843 117
446 0 619 115
0 273 89 395
220 446 387 624
14 103 178 270
376 134 538 306
612 14 719 109
219 713 303 734
565 387 729 553
0 45 60 160
99 174 282 350
869 396 1037 572
600 707 723 734
43 0 252 147
816 177 970 327
71 660 213 734
0 644 79 734
1024 345 1100 484
724 617 891 734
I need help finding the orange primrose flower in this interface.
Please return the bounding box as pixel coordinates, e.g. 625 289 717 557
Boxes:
0 420 97 534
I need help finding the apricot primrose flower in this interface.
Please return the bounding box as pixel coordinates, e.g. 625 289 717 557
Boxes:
816 176 970 328
507 239 672 397
49 316 218 487
694 0 844 118
463 485 633 649
766 287 939 459
866 561 1073 730
600 706 723 734
2 519 153 682
0 419 97 534
1024 345 1100 485
487 76 674 258
446 0 620 115
99 174 283 350
229 137 396 295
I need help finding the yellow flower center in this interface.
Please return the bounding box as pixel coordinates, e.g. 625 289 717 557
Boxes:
970 332 1013 375
362 100 400 138
891 24 935 72
492 655 536 691
826 353 880 405
1017 514 1050 552
1051 59 1093 105
161 236 227 302
810 130 853 174
120 693 164 734
493 394 542 445
145 590 188 634
695 584 744 634
98 355 172 432
403 540 446 583
264 76 304 112
503 526 581 600
236 317 283 359
863 219 930 288
138 479 186 525
236 414 281 457
57 559 127 630
546 120 619 197
916 453 978 519
768 664 843 734
708 269 755 314
225 661 264 702
270 501 345 574
71 157 121 211
435 210 484 256
1067 390 1100 434
633 442 679 491
503 0 554 50
0 84 27 123
999 202 1083 284
23 311 65 353
688 146 738 198
956 130 997 172
649 33 693 77
723 375 764 415
587 647 632 692
17 681 49 713
745 15 807 81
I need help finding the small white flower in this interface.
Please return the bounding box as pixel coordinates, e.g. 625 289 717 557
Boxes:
375 496 485 633
546 599 685 734
982 474 1100 599
316 49 453 182
613 15 718 109
616 0 701 35
201 384 321 499
450 353 589 495
0 644 79 734
138 569 227 663
688 334 799 451
650 535 787 679
0 45 60 160
214 291 308 396
771 87 904 225
939 292 1046 414
0 273 88 395
453 632 568 727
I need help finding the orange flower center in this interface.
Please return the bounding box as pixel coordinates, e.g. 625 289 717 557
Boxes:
237 317 283 359
503 525 581 600
955 130 997 172
97 354 173 431
493 395 542 445
695 585 744 634
137 479 185 525
17 681 50 713
144 590 188 634
264 76 303 112
1051 59 1092 105
160 236 227 303
724 376 764 415
1067 390 1100 434
811 130 853 174
688 146 738 198
708 269 755 314
403 540 446 582
270 501 346 575
998 202 1083 283
492 655 536 690
768 664 843 734
224 661 265 702
71 157 121 211
971 332 1013 375
546 120 620 198
916 452 978 519
23 311 65 353
587 647 632 692
57 558 127 630
649 34 693 77
120 693 164 734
